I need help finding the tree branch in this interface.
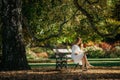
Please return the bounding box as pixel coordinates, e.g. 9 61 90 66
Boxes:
86 0 99 4
23 9 78 43
74 0 120 37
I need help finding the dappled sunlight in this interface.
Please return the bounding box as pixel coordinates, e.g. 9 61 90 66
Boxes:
0 67 120 80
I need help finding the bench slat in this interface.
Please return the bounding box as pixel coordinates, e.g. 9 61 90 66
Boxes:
53 49 72 53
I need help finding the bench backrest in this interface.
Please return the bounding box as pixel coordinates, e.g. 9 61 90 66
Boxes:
53 49 72 53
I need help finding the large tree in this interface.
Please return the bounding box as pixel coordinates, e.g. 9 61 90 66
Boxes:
22 0 120 46
0 0 30 70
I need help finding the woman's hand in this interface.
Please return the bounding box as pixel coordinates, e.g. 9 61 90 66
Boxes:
84 51 89 54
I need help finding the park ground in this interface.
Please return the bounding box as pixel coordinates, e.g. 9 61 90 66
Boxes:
0 66 120 80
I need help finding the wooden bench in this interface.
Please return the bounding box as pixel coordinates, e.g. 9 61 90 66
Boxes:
53 49 72 69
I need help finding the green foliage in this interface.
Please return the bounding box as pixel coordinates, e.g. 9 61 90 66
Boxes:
84 46 105 58
21 0 120 47
22 0 76 45
109 46 120 58
84 45 120 58
0 0 119 47
31 47 44 53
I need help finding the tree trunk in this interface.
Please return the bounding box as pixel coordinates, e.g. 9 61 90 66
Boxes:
0 0 31 71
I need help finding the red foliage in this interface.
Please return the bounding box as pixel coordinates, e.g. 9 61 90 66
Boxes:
99 42 112 51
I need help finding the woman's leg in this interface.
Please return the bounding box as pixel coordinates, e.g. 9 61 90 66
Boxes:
82 55 87 70
81 55 94 71
84 55 93 68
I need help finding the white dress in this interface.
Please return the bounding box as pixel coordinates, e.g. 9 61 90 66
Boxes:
71 45 84 65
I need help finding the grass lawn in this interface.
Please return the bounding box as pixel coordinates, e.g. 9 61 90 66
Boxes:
29 58 120 68
0 58 120 80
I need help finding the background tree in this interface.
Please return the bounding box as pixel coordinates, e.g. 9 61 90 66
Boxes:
0 0 120 70
0 0 30 71
22 0 120 47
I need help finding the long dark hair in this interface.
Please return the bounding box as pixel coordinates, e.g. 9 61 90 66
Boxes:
74 37 82 46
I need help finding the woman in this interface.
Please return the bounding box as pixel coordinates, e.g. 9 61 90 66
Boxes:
71 37 92 71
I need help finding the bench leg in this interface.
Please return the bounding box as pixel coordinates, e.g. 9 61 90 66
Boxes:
74 63 82 70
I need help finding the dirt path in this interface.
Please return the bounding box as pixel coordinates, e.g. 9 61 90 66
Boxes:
0 67 120 80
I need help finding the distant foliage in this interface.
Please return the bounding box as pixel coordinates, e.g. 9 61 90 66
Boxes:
84 46 105 58
83 41 120 58
99 42 112 51
108 46 120 58
21 0 120 47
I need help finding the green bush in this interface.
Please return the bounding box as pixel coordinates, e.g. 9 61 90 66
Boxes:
115 46 120 57
109 53 118 58
31 47 44 53
84 46 105 58
109 46 120 58
101 46 120 58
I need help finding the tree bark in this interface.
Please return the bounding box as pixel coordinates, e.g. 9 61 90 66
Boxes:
0 0 31 71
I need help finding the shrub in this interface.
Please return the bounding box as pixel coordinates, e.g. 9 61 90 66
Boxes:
103 46 120 58
110 46 120 58
99 42 112 51
31 47 44 53
84 46 105 58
